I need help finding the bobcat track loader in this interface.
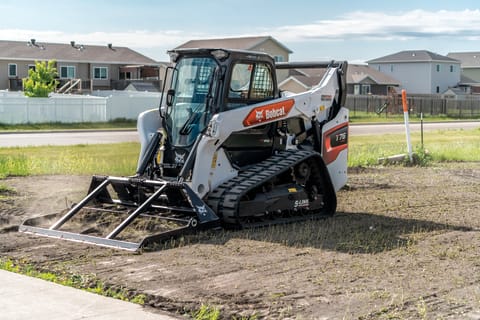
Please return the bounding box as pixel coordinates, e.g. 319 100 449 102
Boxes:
19 48 349 251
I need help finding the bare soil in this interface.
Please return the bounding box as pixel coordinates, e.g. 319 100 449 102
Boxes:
1 164 479 319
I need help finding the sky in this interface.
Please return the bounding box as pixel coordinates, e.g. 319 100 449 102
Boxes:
1 0 480 63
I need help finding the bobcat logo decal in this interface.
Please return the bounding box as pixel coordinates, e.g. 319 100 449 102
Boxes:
174 151 185 164
196 205 207 216
255 110 264 121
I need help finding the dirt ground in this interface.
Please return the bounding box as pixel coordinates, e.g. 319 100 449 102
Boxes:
1 163 479 319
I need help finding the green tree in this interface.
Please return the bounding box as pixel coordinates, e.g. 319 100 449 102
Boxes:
23 60 58 97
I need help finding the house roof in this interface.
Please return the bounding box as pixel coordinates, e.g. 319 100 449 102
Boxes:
284 74 324 88
282 64 400 88
459 74 479 85
175 36 293 54
447 52 480 68
0 40 158 65
348 64 400 85
367 50 459 64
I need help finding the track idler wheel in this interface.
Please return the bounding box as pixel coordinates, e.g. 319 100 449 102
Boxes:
294 161 311 185
189 218 198 228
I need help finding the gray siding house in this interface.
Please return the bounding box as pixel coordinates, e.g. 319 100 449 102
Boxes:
367 50 461 94
0 39 164 92
447 52 480 83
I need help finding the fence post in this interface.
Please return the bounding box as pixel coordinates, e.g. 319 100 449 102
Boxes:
471 98 474 117
26 97 30 123
82 98 85 122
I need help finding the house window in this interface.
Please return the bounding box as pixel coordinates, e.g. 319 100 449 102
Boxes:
361 84 371 95
227 62 274 108
436 64 440 72
60 66 75 78
273 55 284 63
450 65 454 72
119 71 132 80
93 67 108 79
28 64 36 72
390 65 394 72
8 63 17 77
354 84 360 95
436 86 440 93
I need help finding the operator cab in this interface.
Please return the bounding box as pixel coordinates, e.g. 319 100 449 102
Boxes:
161 48 281 176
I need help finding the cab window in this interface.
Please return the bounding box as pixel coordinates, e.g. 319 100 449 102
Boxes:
227 62 274 109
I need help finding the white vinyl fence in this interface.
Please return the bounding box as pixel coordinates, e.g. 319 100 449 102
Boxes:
92 90 161 120
0 91 161 124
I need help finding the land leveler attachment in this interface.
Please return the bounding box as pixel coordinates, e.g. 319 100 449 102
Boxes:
19 175 220 251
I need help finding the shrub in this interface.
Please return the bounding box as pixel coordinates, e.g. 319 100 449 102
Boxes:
23 60 58 97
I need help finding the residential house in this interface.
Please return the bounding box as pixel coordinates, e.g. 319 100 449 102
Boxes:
446 52 480 94
0 39 165 92
175 36 293 81
447 52 480 82
443 74 480 97
278 64 400 95
367 50 461 94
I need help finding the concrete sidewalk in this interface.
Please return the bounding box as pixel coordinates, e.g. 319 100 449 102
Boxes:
0 269 179 320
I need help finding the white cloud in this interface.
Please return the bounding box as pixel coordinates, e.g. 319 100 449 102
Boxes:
269 9 480 42
1 9 479 60
0 29 192 48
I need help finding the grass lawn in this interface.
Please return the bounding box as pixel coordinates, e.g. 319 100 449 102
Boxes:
0 128 478 178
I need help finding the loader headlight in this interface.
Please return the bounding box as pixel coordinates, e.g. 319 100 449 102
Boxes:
168 51 180 63
207 116 222 138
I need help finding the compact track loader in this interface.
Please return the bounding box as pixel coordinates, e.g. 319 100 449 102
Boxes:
19 48 349 251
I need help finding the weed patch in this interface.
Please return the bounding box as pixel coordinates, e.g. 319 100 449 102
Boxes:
193 304 221 320
0 184 15 199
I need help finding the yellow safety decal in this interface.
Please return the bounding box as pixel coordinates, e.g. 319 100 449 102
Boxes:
211 152 218 169
288 188 297 193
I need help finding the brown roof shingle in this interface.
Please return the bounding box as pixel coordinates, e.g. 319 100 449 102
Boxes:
283 64 400 87
347 64 400 85
367 50 459 64
0 40 157 65
175 36 293 53
447 52 480 68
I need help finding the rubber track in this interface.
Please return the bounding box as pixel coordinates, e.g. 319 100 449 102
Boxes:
207 149 328 227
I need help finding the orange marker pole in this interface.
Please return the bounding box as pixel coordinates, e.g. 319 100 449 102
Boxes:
402 89 413 162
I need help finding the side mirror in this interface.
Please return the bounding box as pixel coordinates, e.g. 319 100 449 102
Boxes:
166 89 175 107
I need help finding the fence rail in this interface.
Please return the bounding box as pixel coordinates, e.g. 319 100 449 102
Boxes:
346 94 480 118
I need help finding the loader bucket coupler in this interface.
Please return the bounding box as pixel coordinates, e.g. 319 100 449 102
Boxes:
19 175 220 251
